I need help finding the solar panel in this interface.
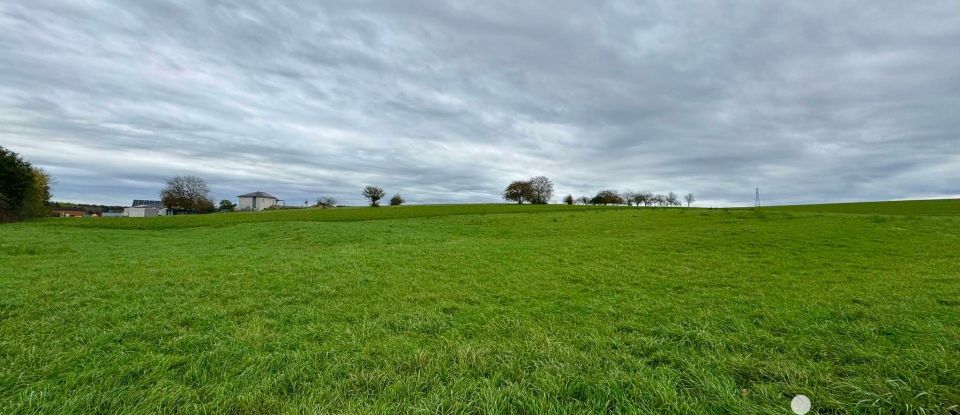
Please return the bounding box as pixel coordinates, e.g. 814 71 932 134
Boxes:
132 200 164 208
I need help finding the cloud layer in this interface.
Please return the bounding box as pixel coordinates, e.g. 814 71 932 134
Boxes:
2 0 958 206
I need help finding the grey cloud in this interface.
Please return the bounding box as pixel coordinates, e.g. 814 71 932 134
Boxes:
1 0 957 206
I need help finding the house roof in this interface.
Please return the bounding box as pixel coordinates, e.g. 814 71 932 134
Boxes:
132 200 164 207
238 191 277 199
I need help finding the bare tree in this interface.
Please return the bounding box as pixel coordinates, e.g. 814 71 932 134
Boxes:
362 185 385 207
562 194 574 205
160 176 214 212
666 192 680 207
503 180 533 204
684 192 696 208
630 191 649 207
577 196 591 205
621 192 637 207
389 193 405 206
315 196 337 208
652 194 666 207
528 176 554 204
640 192 654 206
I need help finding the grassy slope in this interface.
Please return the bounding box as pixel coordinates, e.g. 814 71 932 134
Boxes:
765 198 960 216
35 204 618 230
1 204 959 414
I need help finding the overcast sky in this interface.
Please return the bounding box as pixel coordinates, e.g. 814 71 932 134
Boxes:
1 1 958 207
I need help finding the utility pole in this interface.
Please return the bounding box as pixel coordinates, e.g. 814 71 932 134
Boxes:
755 188 760 207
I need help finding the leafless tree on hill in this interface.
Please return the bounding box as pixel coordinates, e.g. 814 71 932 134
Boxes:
362 186 385 207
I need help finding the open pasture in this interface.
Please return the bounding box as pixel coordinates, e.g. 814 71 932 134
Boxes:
2 202 958 413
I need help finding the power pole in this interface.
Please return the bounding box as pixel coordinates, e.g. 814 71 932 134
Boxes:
755 188 760 207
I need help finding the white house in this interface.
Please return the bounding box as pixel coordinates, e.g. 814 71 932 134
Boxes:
238 192 279 211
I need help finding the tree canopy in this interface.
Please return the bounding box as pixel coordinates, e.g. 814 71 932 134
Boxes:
503 180 533 204
1 146 51 222
160 176 215 212
527 176 554 204
362 186 386 207
218 199 236 212
504 176 553 204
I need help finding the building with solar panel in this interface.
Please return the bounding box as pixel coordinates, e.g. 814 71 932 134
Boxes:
131 200 165 208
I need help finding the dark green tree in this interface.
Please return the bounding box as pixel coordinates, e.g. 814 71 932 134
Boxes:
594 190 624 205
503 180 533 204
219 199 236 212
1 146 51 222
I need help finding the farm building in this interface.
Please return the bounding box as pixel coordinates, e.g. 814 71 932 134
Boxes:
124 200 172 217
124 205 164 217
238 192 279 211
132 200 165 208
52 208 85 218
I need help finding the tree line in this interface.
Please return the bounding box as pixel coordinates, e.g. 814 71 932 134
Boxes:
564 190 695 207
168 175 696 212
502 175 695 208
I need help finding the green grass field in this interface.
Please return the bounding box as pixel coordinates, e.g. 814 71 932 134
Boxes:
765 198 960 216
2 202 959 414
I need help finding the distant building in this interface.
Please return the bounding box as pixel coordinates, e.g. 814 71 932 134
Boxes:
124 205 163 217
124 200 172 217
53 208 85 218
132 200 165 208
238 192 279 211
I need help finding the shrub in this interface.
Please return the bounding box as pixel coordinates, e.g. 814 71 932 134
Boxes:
315 196 337 208
218 200 236 212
